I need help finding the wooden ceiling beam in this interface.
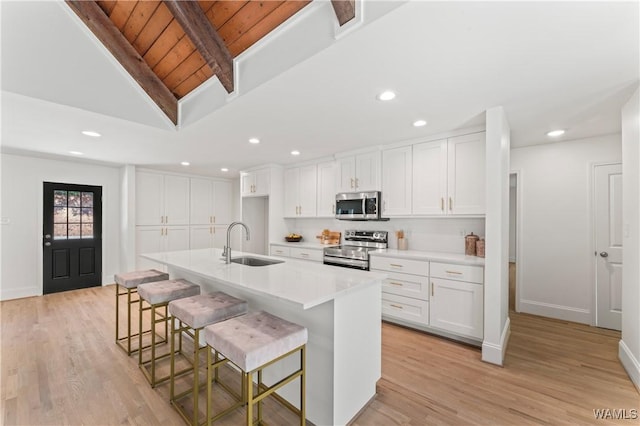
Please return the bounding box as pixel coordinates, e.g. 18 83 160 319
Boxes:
331 0 355 26
163 0 234 93
66 1 178 125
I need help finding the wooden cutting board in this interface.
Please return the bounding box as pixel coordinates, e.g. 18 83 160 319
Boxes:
316 231 341 245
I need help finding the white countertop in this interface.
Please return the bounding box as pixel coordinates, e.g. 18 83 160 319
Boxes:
142 248 385 310
270 241 339 249
369 249 485 266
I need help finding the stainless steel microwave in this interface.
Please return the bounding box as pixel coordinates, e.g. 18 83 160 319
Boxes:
335 191 382 220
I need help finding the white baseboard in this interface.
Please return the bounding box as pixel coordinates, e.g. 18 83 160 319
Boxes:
0 286 40 301
619 340 640 393
519 299 591 324
482 317 511 366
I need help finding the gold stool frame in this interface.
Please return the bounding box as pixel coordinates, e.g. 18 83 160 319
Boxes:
115 284 167 355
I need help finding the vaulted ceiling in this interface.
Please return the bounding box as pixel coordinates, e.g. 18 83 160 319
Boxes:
66 0 355 124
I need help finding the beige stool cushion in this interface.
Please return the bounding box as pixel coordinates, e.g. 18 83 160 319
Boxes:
204 310 307 372
168 292 248 329
137 279 200 305
114 269 169 289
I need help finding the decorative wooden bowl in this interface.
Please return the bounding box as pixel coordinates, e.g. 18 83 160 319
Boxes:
285 236 302 242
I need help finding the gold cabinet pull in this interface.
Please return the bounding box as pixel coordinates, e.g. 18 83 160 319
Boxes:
389 281 403 286
445 270 463 275
449 197 453 211
441 197 444 211
390 304 403 309
300 253 309 257
390 263 403 268
350 178 354 189
431 282 434 297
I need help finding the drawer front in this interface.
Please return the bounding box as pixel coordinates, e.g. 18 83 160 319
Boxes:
289 247 322 262
370 256 428 276
270 245 290 257
382 293 429 325
430 262 483 284
379 271 429 300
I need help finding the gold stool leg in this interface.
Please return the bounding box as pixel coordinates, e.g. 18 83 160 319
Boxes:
170 316 176 401
193 328 200 426
300 346 306 426
246 371 253 426
115 284 120 346
206 347 213 426
257 369 263 424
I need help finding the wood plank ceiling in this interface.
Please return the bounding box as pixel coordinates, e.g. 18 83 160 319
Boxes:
66 0 356 125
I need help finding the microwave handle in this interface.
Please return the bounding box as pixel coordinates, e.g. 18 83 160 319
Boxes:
362 198 367 216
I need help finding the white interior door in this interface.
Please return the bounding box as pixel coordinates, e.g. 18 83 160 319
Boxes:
595 163 623 330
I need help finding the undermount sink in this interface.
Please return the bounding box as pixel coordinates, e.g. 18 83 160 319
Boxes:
230 256 284 267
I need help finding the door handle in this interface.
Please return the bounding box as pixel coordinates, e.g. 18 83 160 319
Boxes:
600 252 609 258
44 234 51 239
44 242 51 246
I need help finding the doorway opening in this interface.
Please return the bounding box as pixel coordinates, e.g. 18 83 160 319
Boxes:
43 182 102 294
509 172 519 312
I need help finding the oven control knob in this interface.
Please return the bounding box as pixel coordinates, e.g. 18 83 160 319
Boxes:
373 232 379 239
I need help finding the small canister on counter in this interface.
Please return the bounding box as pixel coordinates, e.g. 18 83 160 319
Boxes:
476 238 485 258
465 232 480 256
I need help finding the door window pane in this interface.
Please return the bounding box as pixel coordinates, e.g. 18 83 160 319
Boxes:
54 224 67 240
81 192 93 207
68 208 81 223
81 224 93 239
68 224 81 239
68 191 81 207
81 208 93 223
54 191 67 206
54 207 67 223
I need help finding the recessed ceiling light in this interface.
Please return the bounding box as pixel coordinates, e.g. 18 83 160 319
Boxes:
291 150 300 156
377 90 396 101
81 130 101 137
249 138 260 144
413 119 427 127
221 168 229 172
546 129 565 137
181 161 190 166
69 151 84 155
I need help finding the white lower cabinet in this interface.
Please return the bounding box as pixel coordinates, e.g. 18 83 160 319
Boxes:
190 225 227 250
269 244 323 262
372 255 484 342
136 225 189 270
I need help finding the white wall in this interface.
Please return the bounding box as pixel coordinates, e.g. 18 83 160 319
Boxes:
482 106 511 366
0 153 121 300
511 134 622 324
620 87 640 391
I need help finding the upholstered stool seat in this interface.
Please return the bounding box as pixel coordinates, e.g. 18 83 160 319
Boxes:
114 269 169 355
168 292 248 426
204 310 308 425
137 279 200 387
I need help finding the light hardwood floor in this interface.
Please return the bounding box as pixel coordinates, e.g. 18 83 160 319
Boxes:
2 285 638 425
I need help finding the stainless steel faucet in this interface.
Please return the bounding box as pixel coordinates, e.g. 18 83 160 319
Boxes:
222 221 250 264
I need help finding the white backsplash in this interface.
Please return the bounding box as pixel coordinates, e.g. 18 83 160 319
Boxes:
285 217 485 254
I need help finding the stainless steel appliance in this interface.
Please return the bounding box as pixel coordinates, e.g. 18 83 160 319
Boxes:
335 191 382 220
323 230 388 270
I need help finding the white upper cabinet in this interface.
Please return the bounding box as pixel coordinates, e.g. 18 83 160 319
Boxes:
382 146 412 216
241 168 270 197
411 132 485 216
337 151 381 192
284 165 317 217
447 132 486 215
190 178 233 225
316 161 337 217
136 172 189 225
412 139 448 215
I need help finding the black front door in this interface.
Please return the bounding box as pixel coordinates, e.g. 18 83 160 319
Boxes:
43 182 102 294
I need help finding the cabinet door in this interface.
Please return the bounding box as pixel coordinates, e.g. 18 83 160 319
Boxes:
165 225 190 252
283 168 300 218
164 175 190 225
317 161 336 217
189 226 213 250
212 225 227 249
447 132 486 215
355 152 380 191
412 139 447 215
212 181 233 224
382 146 412 215
241 173 254 196
298 165 317 217
429 278 483 339
135 226 164 270
136 172 164 225
253 169 270 196
336 157 356 192
190 178 214 225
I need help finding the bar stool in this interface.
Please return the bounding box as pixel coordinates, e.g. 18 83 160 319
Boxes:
204 310 307 426
114 269 169 355
168 292 248 426
137 278 200 387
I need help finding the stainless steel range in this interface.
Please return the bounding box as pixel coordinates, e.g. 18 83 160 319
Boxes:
323 230 388 270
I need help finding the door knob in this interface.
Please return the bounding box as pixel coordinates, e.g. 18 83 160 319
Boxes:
44 242 51 246
599 252 609 258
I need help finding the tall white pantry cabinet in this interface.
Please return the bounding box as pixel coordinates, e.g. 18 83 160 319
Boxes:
135 170 233 270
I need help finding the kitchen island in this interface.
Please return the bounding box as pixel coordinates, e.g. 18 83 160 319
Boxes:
142 248 384 426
